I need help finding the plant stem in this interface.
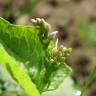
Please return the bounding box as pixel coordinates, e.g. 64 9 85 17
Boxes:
81 64 96 96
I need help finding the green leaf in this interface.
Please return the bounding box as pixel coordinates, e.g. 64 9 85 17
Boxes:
0 17 71 94
0 44 40 96
42 77 81 96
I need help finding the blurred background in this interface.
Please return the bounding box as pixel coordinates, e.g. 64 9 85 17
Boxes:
0 0 96 96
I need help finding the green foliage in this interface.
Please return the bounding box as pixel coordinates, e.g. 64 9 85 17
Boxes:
81 64 96 96
21 0 41 14
43 77 81 96
78 20 96 47
0 44 40 96
88 22 96 46
0 65 21 94
0 17 72 96
75 20 96 96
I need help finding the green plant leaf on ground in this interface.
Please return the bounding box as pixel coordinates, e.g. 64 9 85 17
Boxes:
0 17 71 95
0 44 40 96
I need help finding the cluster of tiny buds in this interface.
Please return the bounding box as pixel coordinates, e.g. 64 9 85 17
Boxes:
31 18 72 64
51 45 72 62
31 18 59 40
31 18 51 31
